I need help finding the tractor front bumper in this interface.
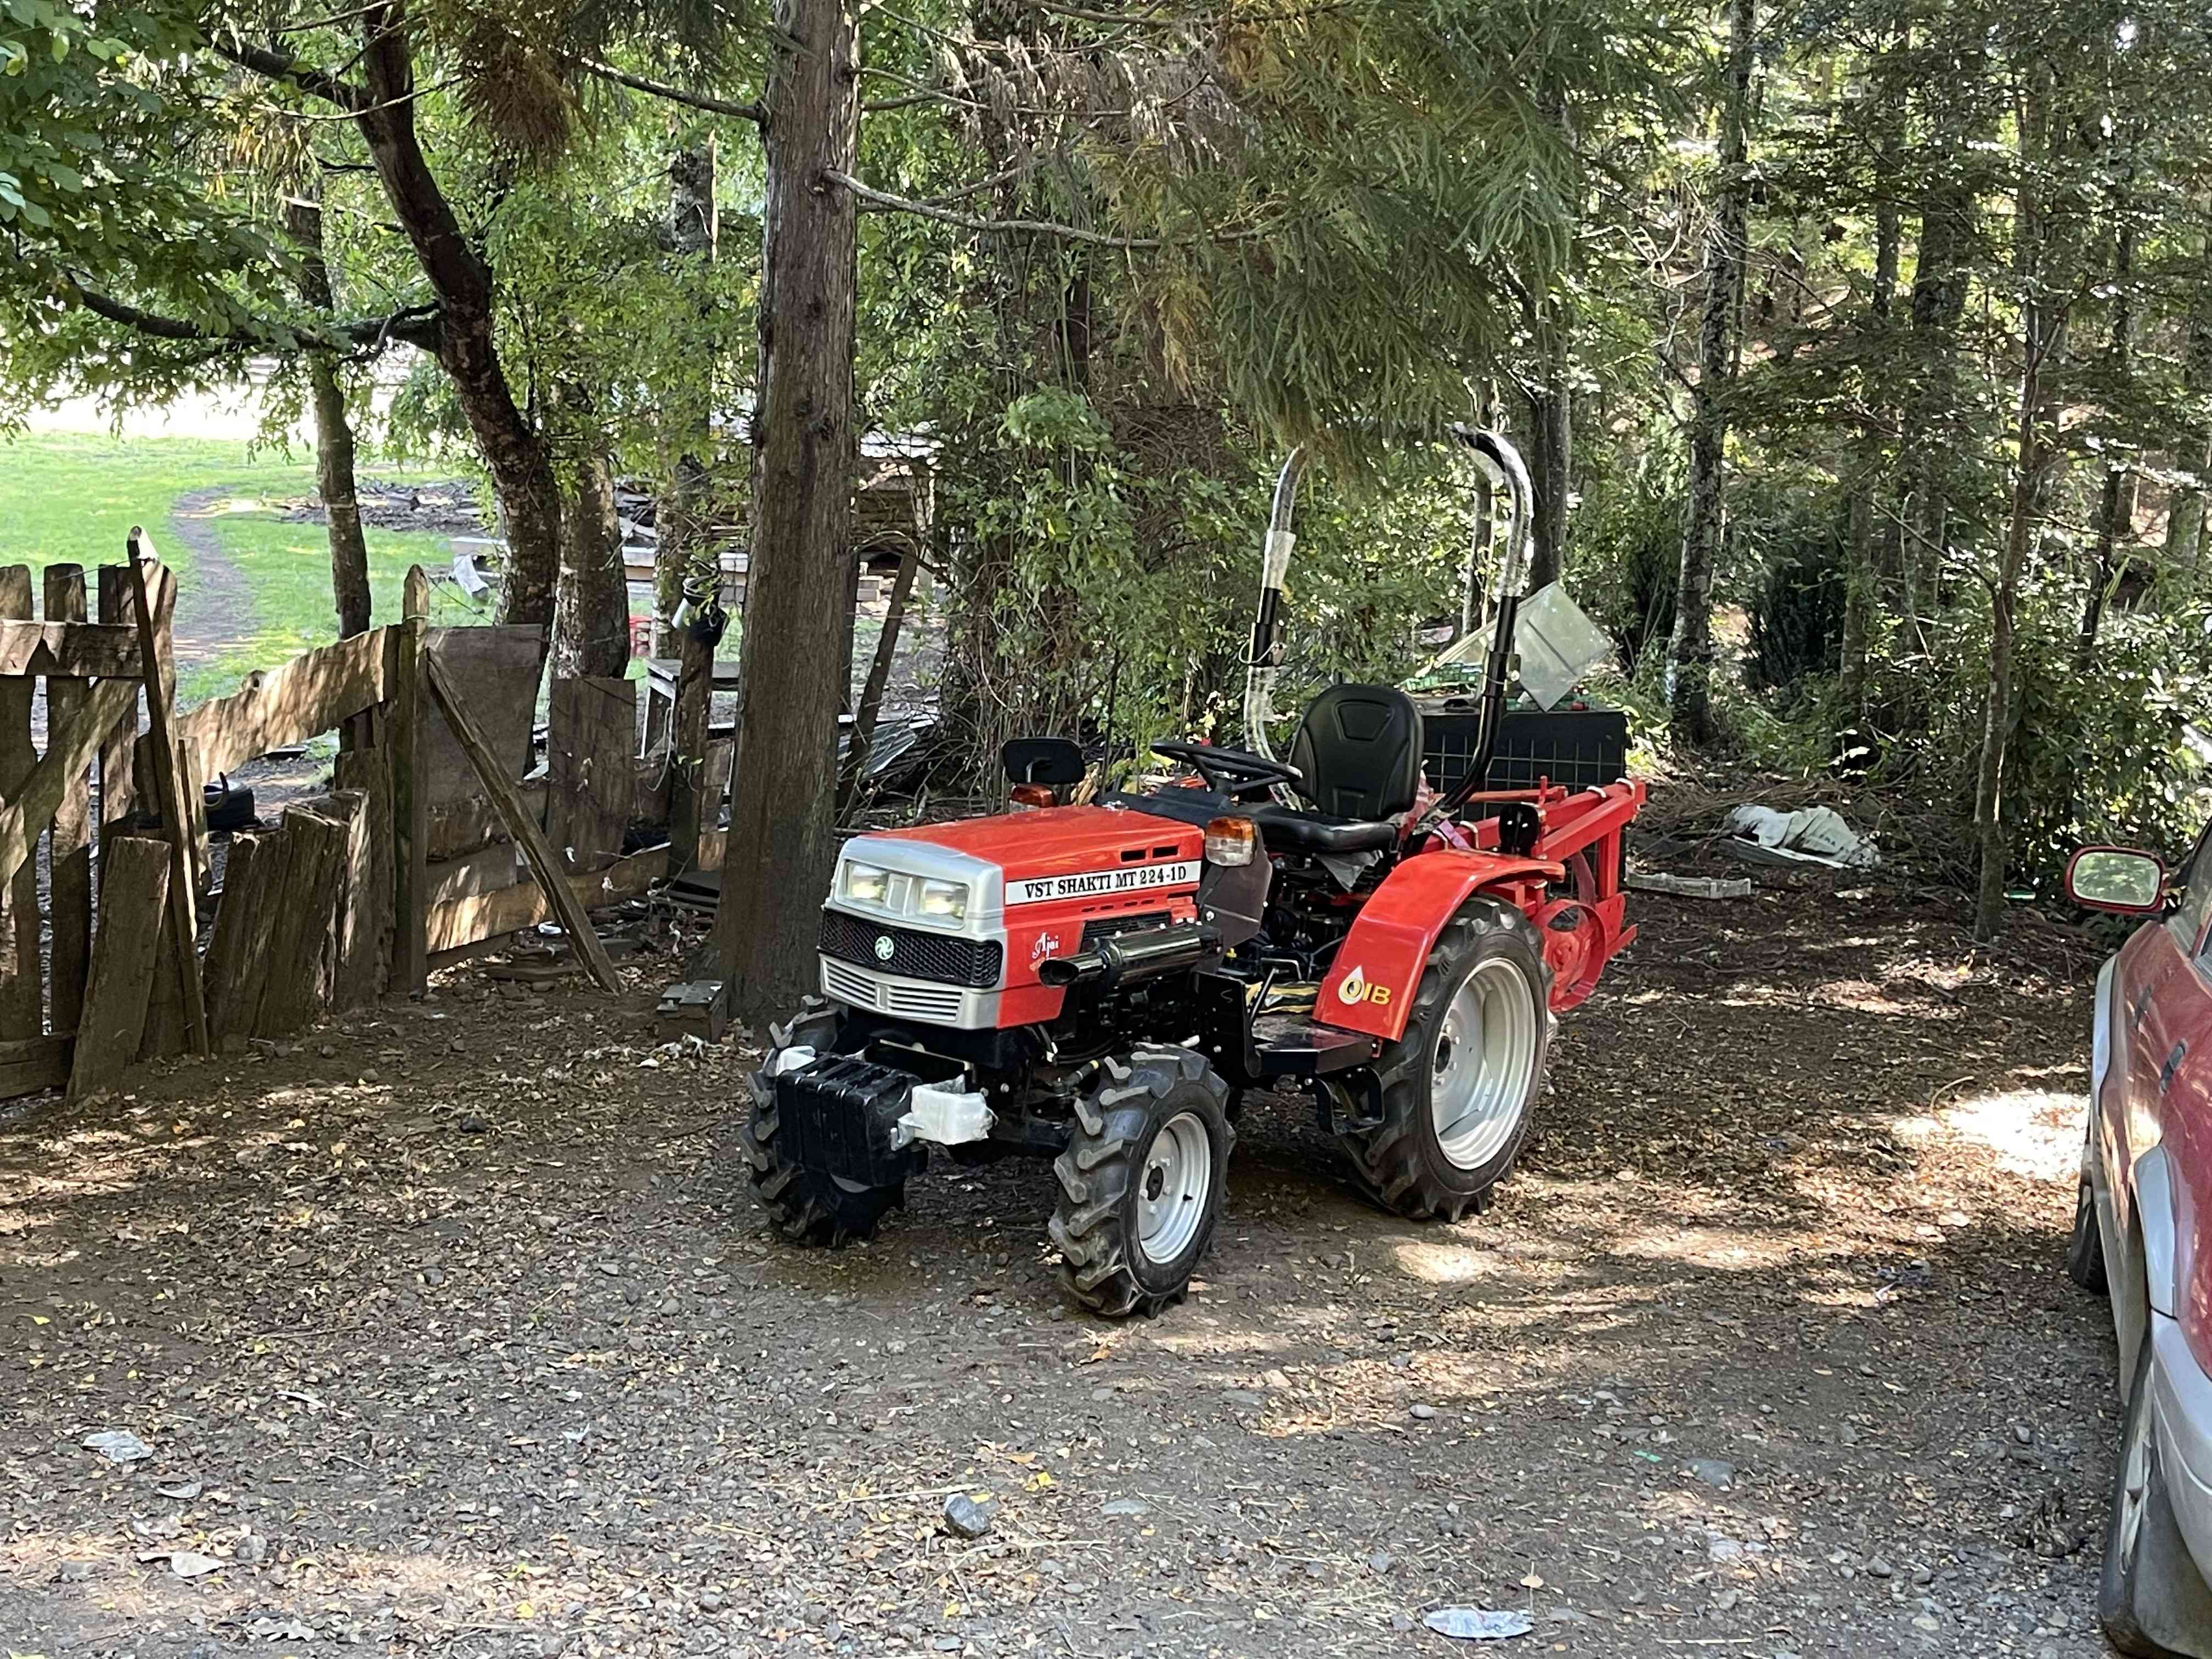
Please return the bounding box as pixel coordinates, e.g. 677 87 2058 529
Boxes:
765 1052 996 1189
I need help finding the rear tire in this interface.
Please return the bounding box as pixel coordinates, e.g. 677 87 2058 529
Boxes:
740 1006 905 1246
2102 1345 2212 1657
1340 898 1550 1221
1050 1047 1233 1318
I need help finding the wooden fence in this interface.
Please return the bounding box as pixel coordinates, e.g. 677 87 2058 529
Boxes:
1 546 662 1108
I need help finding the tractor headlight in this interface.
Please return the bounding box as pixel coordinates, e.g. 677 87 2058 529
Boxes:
917 878 970 923
840 861 890 906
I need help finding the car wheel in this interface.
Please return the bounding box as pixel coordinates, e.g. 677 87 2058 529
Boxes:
2102 1344 2212 1657
2069 1163 2111 1294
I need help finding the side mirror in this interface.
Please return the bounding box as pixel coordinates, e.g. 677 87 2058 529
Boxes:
2066 845 2168 916
1001 736 1085 788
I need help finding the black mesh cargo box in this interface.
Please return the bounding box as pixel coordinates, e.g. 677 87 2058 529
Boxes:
1417 703 1630 794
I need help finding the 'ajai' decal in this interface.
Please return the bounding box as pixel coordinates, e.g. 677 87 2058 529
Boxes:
1007 860 1200 905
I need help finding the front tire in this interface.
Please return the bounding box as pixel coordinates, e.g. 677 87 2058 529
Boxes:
740 1005 905 1246
1049 1047 1233 1318
1340 898 1550 1221
2070 1118 2111 1295
2102 1345 2212 1657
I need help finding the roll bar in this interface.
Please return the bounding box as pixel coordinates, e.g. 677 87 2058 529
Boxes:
1240 428 1534 810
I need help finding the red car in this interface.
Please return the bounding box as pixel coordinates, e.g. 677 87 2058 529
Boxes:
2069 837 2212 1656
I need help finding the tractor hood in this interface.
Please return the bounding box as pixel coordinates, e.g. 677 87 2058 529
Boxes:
821 805 1207 1028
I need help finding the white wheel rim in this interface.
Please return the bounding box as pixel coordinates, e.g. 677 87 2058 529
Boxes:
1431 957 1539 1171
1136 1110 1212 1266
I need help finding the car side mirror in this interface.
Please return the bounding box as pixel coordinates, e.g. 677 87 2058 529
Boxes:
2066 846 2168 916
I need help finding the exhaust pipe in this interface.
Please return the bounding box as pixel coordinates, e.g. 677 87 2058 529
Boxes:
1039 923 1212 989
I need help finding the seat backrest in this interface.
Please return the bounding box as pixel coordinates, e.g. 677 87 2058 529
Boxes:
1288 684 1425 820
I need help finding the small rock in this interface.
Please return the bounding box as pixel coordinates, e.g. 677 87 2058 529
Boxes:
1867 1557 1893 1579
1712 1589 1740 1612
1912 1615 1939 1632
1838 1424 1861 1447
1390 1615 1415 1634
540 1636 573 1658
699 1590 726 1613
1221 1389 1266 1410
319 1043 337 1058
57 1559 94 1582
1367 1551 1395 1574
235 1531 267 1564
459 1112 489 1133
1262 1368 1291 1390
1707 1536 1745 1564
941 1494 995 1539
1101 1497 1149 1517
420 1266 445 1288
1409 1403 1437 1420
1913 1566 1934 1586
933 1638 962 1652
2012 1423 2034 1447
1686 1458 1736 1490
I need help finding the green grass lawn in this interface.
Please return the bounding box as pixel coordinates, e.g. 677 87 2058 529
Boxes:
0 432 467 701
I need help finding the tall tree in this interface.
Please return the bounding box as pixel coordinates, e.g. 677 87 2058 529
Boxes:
711 0 861 1013
1667 0 1757 746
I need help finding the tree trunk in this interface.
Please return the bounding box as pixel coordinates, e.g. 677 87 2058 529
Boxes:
712 0 860 1016
1526 370 1571 592
2077 210 2140 675
658 143 720 652
353 1 561 631
281 196 371 642
2165 235 2212 577
1667 0 1756 748
1899 98 1979 657
1840 72 1905 721
1975 66 2064 941
554 443 631 680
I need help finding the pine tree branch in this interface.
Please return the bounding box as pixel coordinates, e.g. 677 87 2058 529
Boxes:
829 170 1268 247
578 60 765 127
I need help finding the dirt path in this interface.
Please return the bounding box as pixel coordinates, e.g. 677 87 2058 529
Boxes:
0 873 2119 1658
163 486 264 674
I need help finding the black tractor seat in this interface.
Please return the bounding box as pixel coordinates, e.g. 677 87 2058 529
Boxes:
1246 804 1401 855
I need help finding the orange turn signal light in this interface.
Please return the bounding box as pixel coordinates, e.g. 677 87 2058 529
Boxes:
1010 783 1056 810
1204 816 1256 867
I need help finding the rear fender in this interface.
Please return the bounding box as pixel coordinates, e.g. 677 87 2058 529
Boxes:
1316 849 1561 1042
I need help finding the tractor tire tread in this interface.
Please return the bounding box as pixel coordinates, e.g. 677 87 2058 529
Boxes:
1339 899 1550 1222
741 1009 902 1249
1051 1049 1232 1319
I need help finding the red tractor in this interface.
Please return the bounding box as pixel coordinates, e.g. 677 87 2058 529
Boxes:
743 430 1646 1316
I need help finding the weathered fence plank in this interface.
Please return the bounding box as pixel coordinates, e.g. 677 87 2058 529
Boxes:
392 568 430 996
126 546 208 1055
0 619 140 678
0 567 38 1040
174 627 392 777
549 676 636 873
425 842 669 957
69 834 171 1098
42 566 93 1031
257 795 359 1036
423 652 623 992
0 1034 71 1099
95 566 138 850
333 743 393 1003
0 679 139 894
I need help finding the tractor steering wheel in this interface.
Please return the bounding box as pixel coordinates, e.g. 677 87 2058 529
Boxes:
1149 741 1304 796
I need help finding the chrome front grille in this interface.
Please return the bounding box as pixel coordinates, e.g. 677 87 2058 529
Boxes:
821 958 973 1026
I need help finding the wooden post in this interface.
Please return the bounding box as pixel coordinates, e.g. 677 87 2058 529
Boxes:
548 676 637 872
0 566 37 1039
95 565 139 849
391 567 430 995
125 540 209 1055
422 648 624 992
257 795 358 1035
204 828 289 1048
69 834 171 1098
42 565 93 1031
334 740 393 1001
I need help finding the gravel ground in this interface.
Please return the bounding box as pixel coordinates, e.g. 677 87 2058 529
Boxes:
0 874 2121 1658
